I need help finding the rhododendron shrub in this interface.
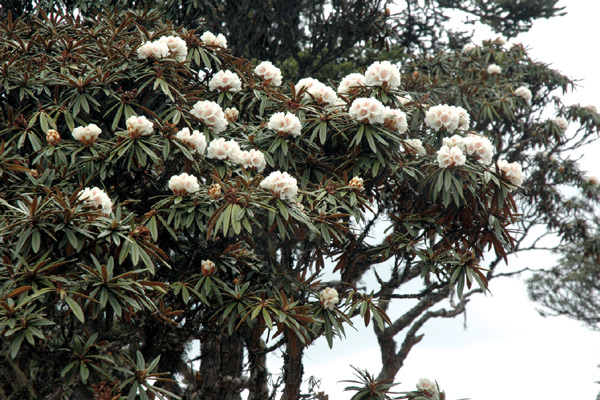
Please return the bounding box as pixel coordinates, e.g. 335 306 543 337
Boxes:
1 8 598 400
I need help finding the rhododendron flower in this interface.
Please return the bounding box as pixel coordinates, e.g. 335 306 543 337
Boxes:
176 128 207 153
397 94 412 106
586 175 599 187
236 149 266 172
349 176 364 190
585 104 598 114
79 187 112 216
319 287 339 310
158 35 188 61
349 97 386 124
208 70 242 93
496 159 524 187
515 86 532 103
206 138 241 160
72 124 102 146
268 112 302 138
464 134 495 165
383 107 408 133
201 31 227 48
437 145 466 168
201 259 216 276
403 138 426 157
191 100 228 134
364 60 401 90
299 79 338 106
254 61 282 86
442 134 466 149
207 184 221 199
416 378 439 398
137 40 169 59
461 43 477 53
46 129 60 146
126 115 153 139
168 173 200 195
553 116 569 132
487 64 502 75
337 73 365 95
296 77 319 93
425 104 467 132
260 171 298 201
224 107 239 122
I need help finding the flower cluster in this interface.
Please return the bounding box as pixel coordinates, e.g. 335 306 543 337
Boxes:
349 176 364 190
254 61 282 86
383 107 408 133
515 86 532 103
260 171 298 201
208 70 243 93
553 116 569 132
586 175 599 187
168 173 200 195
296 78 338 105
79 187 113 216
225 107 239 122
319 287 340 310
72 124 102 146
126 115 154 139
137 36 188 61
176 128 207 153
349 97 386 124
201 259 216 276
337 73 365 95
403 138 426 157
416 378 439 399
46 129 60 146
201 31 227 48
487 64 502 75
461 43 477 53
495 159 524 187
441 134 495 165
206 137 241 160
191 100 228 134
424 104 470 132
236 149 267 172
364 61 401 90
268 112 302 138
437 145 466 168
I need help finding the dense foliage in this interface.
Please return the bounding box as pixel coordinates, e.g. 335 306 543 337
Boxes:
1 3 599 400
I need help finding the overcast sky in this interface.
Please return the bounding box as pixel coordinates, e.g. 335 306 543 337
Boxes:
296 1 600 399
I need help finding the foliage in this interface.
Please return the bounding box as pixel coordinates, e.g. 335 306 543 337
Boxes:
0 3 599 400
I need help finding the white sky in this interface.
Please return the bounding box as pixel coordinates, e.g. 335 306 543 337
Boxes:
296 1 600 399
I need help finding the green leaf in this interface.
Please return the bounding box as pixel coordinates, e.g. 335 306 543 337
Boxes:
65 296 85 323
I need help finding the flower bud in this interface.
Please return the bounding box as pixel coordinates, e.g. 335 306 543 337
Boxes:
201 259 216 276
46 129 61 146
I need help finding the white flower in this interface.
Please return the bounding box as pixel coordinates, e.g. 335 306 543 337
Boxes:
364 60 401 90
461 43 477 54
349 176 364 190
303 80 338 106
191 100 228 134
509 40 524 49
337 73 365 95
463 134 495 165
585 104 598 114
515 86 532 103
176 128 207 153
442 134 466 150
383 107 408 133
201 31 227 48
254 61 282 86
168 172 200 195
496 159 524 187
72 124 102 146
236 149 266 172
224 107 239 122
487 64 502 75
208 70 243 93
126 115 154 139
137 40 170 59
437 145 466 168
79 187 112 216
425 104 461 132
158 35 188 61
397 94 412 106
296 77 320 93
268 112 302 138
260 171 298 201
553 116 569 132
454 106 470 131
206 138 241 160
403 138 426 157
416 378 439 398
201 259 216 275
319 287 339 310
46 129 61 146
349 97 386 124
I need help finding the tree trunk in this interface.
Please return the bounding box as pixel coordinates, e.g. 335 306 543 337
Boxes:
199 333 244 400
280 333 304 400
